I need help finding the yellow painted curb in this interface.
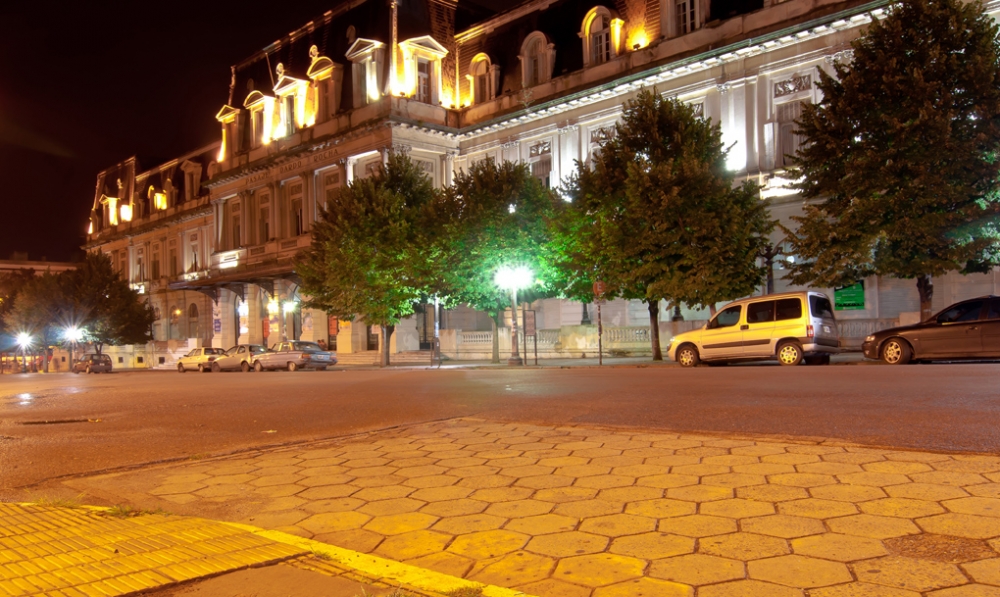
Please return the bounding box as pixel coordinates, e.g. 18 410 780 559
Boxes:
222 521 538 597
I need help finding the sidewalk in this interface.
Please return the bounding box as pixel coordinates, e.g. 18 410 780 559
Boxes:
10 418 1000 597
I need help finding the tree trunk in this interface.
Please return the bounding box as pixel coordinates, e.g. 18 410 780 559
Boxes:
380 324 395 367
917 275 934 322
41 336 49 373
647 300 662 361
95 343 103 355
709 303 718 317
490 314 500 364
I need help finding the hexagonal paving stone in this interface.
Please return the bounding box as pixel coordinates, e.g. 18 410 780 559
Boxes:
918 513 1000 539
659 514 738 538
469 487 534 503
613 464 669 478
962 559 1000 586
666 485 733 502
374 529 453 560
534 487 598 503
797 462 865 476
357 498 426 517
404 551 474 578
699 579 803 597
864 461 934 475
447 529 529 560
779 498 859 519
597 486 663 502
298 485 358 500
704 455 760 467
553 553 646 587
516 475 575 489
885 483 969 501
811 485 888 503
735 463 798 476
363 512 438 535
625 498 697 519
516 578 592 597
637 474 700 489
828 514 921 539
861 498 946 519
554 499 625 518
525 531 609 557
742 515 826 539
749 554 852 588
295 497 364 515
299 511 371 533
770 473 839 488
313 528 384 553
592 577 693 597
764 454 821 466
557 464 613 477
911 471 989 487
573 475 635 490
505 513 578 535
739 485 810 502
809 582 921 597
700 532 790 560
924 585 1000 596
701 499 776 519
420 498 488 517
853 556 968 592
407 474 463 489
580 514 657 537
838 472 912 487
469 551 555 587
485 499 554 518
649 553 745 585
351 485 413 501
791 533 888 562
432 513 506 535
967 484 1000 499
407 485 473 502
943 497 1000 518
149 482 207 496
703 473 769 488
608 532 694 559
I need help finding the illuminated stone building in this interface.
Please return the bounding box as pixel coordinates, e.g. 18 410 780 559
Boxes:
86 0 1000 364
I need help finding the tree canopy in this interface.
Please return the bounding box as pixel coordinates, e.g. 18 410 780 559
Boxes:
783 0 1000 319
556 88 772 358
297 153 437 366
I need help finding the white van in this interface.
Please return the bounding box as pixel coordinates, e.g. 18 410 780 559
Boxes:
667 291 840 366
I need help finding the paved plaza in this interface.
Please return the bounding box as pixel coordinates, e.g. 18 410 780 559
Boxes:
27 418 1000 597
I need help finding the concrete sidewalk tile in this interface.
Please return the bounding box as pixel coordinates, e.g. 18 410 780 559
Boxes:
961 558 1000 585
852 556 968 592
699 532 790 560
648 553 744 585
748 554 852 588
791 533 887 561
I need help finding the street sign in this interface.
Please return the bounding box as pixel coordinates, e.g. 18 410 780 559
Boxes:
524 310 536 336
213 319 222 333
835 282 865 310
593 280 606 298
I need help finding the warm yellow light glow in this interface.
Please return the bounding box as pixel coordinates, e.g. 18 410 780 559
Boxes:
103 196 120 226
629 30 649 50
611 18 625 54
218 129 227 162
262 97 275 144
120 203 133 222
267 300 279 315
282 300 298 314
153 192 168 210
87 220 94 235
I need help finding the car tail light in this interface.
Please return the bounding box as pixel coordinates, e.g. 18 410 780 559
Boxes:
208 356 216 361
807 325 815 338
302 354 312 360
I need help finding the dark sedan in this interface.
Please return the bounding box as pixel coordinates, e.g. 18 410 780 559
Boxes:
862 296 1000 364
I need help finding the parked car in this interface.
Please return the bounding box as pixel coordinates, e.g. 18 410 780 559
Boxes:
862 296 1000 364
668 291 840 367
212 344 268 372
252 341 337 371
73 353 113 374
176 347 226 373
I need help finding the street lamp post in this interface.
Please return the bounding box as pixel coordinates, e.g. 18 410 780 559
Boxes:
16 333 31 374
65 327 83 371
494 265 533 366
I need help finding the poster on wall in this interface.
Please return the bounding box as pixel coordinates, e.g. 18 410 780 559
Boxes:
212 301 222 334
328 316 339 336
834 282 866 310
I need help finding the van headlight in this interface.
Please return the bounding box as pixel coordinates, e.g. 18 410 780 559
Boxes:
864 335 875 342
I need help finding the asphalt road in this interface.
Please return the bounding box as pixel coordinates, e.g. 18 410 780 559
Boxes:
1 361 998 496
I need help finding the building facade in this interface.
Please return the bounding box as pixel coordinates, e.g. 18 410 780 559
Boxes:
85 0 1000 364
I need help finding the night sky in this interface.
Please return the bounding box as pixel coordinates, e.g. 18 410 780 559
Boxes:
0 1 502 263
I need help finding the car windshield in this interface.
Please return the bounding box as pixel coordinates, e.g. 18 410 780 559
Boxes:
225 347 238 356
249 345 266 353
292 342 323 351
205 348 225 355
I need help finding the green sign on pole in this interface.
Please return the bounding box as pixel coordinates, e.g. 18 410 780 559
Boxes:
835 282 865 310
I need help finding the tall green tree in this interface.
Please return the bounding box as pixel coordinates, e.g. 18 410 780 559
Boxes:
297 153 437 366
4 274 65 372
63 252 155 353
436 159 558 363
0 269 36 341
783 0 1000 320
556 88 771 359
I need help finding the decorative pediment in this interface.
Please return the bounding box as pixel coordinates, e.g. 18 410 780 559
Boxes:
243 90 270 109
215 104 240 123
273 63 307 95
399 35 449 58
346 37 385 61
307 45 338 79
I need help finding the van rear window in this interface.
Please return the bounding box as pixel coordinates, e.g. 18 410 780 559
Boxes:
810 295 835 319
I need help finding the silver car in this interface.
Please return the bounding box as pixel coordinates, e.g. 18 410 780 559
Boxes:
668 291 840 367
212 344 268 372
252 341 337 371
176 347 226 373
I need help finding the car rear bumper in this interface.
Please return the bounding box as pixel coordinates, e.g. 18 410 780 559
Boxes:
802 341 840 355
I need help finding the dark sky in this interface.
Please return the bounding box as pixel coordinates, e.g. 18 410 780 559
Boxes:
0 1 503 263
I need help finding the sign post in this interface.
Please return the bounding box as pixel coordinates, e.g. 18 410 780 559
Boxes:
593 281 606 366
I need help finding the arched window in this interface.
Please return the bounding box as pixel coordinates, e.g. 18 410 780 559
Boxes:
188 303 200 339
582 7 620 67
470 54 494 105
520 32 554 88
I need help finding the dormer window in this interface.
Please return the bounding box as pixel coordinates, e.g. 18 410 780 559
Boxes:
398 36 449 105
273 63 307 139
520 32 555 88
468 54 498 105
307 45 343 124
243 90 273 147
215 105 240 162
581 7 623 67
346 38 386 107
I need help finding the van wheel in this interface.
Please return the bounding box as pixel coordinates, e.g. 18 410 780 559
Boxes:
777 342 803 366
254 361 265 372
676 344 700 368
178 364 186 373
881 338 912 365
804 355 831 365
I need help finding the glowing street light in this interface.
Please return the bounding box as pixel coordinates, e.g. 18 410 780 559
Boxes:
64 327 84 369
16 333 31 373
494 265 533 366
